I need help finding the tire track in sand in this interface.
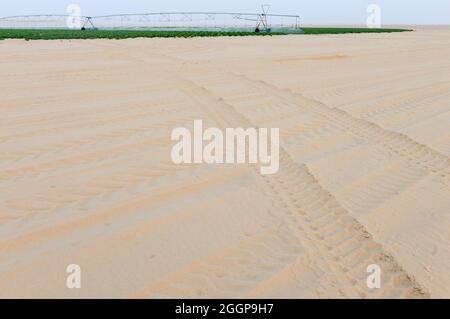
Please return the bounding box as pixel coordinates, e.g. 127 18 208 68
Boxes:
231 75 450 188
128 77 428 299
57 41 428 298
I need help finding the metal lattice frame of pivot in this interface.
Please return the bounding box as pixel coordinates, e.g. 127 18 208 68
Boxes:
81 17 96 30
0 12 300 31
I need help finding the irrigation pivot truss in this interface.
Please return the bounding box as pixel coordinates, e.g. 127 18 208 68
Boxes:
0 12 300 32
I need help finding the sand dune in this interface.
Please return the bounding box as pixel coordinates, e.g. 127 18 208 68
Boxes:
0 27 449 298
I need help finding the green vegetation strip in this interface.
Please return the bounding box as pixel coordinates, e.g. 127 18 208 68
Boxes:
0 29 282 40
0 28 412 40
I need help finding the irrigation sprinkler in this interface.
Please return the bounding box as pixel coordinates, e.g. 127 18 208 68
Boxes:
81 17 97 30
0 11 300 32
255 5 271 32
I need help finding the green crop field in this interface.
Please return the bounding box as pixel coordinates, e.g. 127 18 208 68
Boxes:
0 29 283 40
0 28 412 40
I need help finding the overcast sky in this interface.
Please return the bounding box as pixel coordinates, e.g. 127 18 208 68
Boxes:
1 0 449 25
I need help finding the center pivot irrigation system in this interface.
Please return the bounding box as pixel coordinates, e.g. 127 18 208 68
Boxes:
0 9 300 33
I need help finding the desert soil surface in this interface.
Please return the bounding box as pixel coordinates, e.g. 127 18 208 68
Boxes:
1 27 449 298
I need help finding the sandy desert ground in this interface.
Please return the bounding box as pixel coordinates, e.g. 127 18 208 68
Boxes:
0 27 449 298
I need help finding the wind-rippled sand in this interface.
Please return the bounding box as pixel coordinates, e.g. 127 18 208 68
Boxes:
1 27 449 298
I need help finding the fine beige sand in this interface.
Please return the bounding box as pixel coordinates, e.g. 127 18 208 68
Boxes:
1 27 449 298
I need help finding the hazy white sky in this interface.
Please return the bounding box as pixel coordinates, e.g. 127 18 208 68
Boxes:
1 0 449 25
